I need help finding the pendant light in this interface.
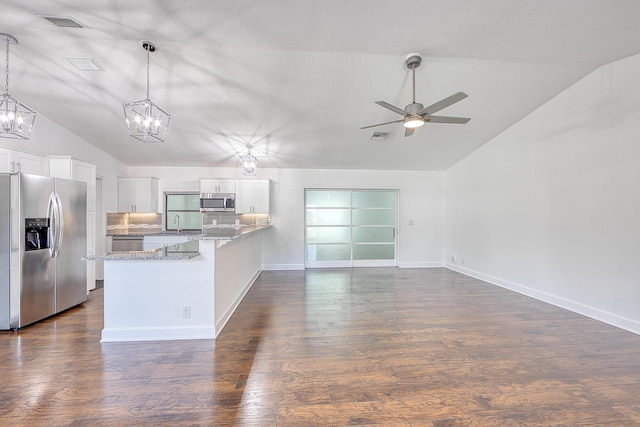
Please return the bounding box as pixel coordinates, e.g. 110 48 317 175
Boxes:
123 41 170 143
240 145 258 176
0 33 36 140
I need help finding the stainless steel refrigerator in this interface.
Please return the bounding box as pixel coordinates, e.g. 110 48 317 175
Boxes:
0 173 87 329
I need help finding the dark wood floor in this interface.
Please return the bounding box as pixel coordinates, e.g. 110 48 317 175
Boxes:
2 268 640 426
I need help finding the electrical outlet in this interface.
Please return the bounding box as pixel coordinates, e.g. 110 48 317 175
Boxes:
461 258 465 265
182 306 191 319
409 219 414 226
452 255 457 263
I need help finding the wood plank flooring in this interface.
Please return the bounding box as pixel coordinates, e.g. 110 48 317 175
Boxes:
2 268 640 426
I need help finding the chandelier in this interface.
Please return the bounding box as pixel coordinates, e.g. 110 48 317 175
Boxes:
239 145 258 176
123 41 170 143
0 34 36 140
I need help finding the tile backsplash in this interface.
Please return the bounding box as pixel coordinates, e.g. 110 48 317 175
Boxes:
202 212 270 226
106 212 269 235
106 213 162 235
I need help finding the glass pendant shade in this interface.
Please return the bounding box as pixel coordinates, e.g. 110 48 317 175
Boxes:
123 98 170 143
1 93 36 139
240 146 258 176
1 33 36 140
123 41 170 143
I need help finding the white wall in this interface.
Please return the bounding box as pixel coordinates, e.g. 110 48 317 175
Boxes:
129 166 445 270
445 53 640 334
0 114 127 212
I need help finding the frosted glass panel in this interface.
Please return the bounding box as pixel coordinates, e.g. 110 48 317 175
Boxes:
353 244 395 260
166 212 202 230
305 189 397 266
167 194 200 210
306 244 351 261
352 191 395 208
306 227 351 244
352 227 395 243
306 209 350 226
353 209 395 225
306 190 351 208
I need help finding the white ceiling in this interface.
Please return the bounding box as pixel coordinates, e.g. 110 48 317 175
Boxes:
2 0 640 171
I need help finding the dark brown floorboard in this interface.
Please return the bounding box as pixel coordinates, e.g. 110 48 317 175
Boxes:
1 268 640 426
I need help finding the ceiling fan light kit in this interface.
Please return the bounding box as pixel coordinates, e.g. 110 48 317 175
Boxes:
0 33 37 140
403 116 424 128
361 53 470 137
123 41 170 143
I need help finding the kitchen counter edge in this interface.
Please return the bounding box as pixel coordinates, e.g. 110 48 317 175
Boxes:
85 225 271 261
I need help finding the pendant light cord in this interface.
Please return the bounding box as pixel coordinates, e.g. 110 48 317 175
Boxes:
4 35 9 94
146 46 150 100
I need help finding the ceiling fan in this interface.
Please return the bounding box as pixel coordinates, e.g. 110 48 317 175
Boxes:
361 54 470 137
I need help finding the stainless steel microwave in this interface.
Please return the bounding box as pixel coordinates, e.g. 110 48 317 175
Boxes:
200 193 235 212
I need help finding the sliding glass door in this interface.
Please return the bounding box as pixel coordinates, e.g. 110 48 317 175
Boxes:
305 189 397 268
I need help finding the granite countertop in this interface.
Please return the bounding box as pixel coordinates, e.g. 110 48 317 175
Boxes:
191 224 271 241
108 230 203 237
87 225 271 261
85 240 200 261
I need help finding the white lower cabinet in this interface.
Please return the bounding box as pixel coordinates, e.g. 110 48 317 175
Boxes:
86 211 96 291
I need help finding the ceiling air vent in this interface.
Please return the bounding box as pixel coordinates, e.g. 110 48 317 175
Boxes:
67 57 103 71
370 131 388 141
41 16 84 28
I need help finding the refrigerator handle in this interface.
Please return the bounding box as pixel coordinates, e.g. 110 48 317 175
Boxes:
54 193 64 258
47 192 56 258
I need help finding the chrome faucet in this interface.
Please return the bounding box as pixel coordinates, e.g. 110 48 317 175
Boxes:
173 214 181 234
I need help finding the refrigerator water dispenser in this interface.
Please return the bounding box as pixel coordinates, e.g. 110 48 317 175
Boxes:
25 218 50 251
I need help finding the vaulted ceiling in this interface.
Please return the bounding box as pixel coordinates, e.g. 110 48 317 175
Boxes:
2 0 640 170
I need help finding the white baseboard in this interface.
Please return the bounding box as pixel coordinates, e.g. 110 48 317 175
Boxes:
262 263 305 271
445 263 640 336
263 262 446 270
101 325 215 342
398 261 444 268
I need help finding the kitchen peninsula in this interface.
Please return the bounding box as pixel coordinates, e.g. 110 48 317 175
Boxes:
88 224 270 342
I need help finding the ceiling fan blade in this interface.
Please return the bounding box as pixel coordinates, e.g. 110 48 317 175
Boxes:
426 115 471 124
404 127 415 137
360 119 404 129
416 91 468 116
375 101 408 116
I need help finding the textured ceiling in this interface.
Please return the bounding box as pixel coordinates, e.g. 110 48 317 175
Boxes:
1 0 640 171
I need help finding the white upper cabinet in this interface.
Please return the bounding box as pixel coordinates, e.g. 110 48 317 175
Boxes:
0 149 10 173
48 156 97 211
235 179 270 214
0 148 49 176
118 177 160 212
199 178 236 194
